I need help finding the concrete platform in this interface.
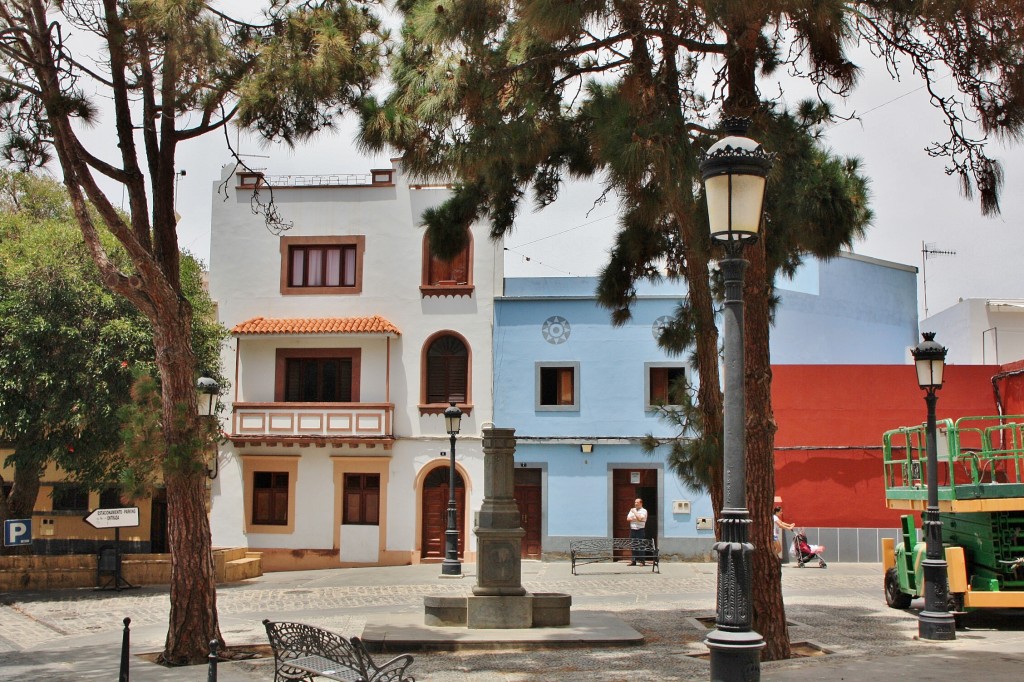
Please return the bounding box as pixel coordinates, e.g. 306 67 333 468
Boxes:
361 610 643 651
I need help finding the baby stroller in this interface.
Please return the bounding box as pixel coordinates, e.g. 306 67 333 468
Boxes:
793 530 827 568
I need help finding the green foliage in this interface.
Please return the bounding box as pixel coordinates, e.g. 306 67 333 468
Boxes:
0 1 387 659
117 370 222 497
116 372 165 497
0 172 228 496
0 173 153 486
236 1 387 144
641 375 720 495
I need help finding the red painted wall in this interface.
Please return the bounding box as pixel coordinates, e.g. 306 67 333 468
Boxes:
997 359 1024 417
771 365 998 529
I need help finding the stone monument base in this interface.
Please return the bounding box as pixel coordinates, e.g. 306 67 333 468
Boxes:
423 592 572 629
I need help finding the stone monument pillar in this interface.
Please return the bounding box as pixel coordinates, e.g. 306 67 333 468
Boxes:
423 426 570 629
466 427 529 628
473 427 526 597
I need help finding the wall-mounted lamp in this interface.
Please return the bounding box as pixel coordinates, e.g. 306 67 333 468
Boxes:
196 375 220 417
580 443 594 454
196 375 220 479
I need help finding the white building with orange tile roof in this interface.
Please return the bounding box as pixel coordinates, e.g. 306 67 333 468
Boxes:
207 160 501 570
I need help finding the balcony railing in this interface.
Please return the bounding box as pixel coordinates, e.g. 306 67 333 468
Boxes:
230 402 394 443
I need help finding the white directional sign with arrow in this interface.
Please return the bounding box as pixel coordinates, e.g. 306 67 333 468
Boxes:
83 507 140 529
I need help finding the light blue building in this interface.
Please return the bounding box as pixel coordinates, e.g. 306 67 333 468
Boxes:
493 252 918 558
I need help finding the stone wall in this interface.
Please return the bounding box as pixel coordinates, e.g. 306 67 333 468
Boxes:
0 547 261 591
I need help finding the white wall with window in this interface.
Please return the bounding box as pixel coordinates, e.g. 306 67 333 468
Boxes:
207 160 501 568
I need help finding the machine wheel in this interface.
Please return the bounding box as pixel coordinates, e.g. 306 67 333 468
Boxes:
885 568 913 609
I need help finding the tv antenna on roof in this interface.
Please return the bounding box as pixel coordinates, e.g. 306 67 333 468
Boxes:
921 241 957 319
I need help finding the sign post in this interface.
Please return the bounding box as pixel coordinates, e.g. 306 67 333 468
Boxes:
84 507 140 591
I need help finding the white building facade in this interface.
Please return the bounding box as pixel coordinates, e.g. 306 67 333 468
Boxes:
207 161 501 571
923 298 1024 365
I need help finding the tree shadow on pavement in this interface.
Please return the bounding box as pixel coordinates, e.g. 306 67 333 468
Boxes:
408 602 923 681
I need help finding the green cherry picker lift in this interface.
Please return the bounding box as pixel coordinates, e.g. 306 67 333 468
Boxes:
882 415 1024 615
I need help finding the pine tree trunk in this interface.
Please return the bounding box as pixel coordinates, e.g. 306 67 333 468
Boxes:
684 253 725 518
152 312 222 665
9 459 43 519
0 459 43 556
20 1 222 662
721 10 791 661
162 469 221 664
744 239 789 661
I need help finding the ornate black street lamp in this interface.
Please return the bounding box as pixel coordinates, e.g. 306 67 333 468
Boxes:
700 117 774 681
196 375 220 479
441 402 463 576
911 332 956 640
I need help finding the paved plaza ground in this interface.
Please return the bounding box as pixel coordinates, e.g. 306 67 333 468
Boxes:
1 560 1023 680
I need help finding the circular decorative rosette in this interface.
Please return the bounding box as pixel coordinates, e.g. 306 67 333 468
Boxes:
541 316 571 344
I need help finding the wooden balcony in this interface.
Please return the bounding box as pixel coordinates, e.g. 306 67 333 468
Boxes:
229 402 394 448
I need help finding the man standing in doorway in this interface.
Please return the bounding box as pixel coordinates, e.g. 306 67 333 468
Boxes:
627 498 648 566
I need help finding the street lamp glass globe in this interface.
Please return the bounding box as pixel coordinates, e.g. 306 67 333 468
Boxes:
196 375 220 417
911 332 947 390
700 120 774 243
444 402 462 435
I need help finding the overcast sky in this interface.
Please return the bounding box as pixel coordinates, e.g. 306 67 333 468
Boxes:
159 26 1024 323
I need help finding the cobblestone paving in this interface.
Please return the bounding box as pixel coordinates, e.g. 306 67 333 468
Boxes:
0 563 883 656
0 561 918 682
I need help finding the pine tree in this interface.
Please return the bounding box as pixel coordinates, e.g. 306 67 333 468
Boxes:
0 1 384 664
361 0 1024 660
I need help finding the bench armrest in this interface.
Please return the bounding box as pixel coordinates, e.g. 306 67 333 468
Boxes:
353 637 415 682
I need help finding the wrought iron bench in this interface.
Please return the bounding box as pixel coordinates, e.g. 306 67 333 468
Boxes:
263 619 415 682
569 537 659 575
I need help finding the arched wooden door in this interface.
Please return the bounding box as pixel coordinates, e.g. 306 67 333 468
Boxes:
421 466 466 560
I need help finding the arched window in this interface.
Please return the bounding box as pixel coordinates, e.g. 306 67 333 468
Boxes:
425 334 468 405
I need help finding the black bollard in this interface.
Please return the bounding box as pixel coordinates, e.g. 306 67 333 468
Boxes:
119 617 131 682
207 639 219 682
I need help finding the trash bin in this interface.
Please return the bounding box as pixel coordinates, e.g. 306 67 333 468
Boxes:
98 545 119 578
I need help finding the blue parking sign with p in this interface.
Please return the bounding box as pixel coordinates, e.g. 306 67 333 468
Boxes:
4 518 32 547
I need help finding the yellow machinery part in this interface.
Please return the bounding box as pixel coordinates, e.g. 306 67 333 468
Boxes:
881 537 895 573
963 591 1024 608
885 498 1024 513
944 546 968 594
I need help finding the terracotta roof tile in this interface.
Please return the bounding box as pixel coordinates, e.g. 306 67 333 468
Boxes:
232 316 401 336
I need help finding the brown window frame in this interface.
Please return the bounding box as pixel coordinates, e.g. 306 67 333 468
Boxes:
252 471 289 526
275 348 361 403
423 333 469 405
647 365 687 409
99 486 123 509
50 484 90 513
420 232 474 297
284 356 354 402
343 473 381 525
280 236 365 295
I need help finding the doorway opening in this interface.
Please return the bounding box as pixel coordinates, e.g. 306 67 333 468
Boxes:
420 466 466 560
514 468 542 559
612 469 658 559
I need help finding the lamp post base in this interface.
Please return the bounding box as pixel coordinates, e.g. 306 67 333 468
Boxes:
918 610 956 640
441 527 462 576
440 560 462 577
918 555 955 640
706 628 764 682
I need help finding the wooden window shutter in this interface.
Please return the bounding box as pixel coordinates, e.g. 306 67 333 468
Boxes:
650 367 669 404
426 335 468 403
557 368 574 405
